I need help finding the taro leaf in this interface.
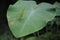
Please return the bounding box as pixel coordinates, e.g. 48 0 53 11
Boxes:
54 2 60 25
26 37 37 40
7 1 56 38
54 2 60 16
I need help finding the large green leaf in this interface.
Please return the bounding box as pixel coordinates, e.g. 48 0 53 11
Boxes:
26 37 37 40
54 2 60 16
7 1 56 38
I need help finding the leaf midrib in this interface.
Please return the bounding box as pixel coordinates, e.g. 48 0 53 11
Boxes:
20 10 35 33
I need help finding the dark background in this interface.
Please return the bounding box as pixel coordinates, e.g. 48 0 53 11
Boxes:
0 0 17 34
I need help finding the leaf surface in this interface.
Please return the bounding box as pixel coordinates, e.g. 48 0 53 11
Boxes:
7 1 56 38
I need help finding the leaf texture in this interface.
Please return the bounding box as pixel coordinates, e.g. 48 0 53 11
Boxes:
7 1 56 38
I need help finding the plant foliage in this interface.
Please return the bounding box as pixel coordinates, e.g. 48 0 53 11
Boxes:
7 0 56 38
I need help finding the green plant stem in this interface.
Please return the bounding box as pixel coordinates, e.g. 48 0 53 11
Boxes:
20 37 24 40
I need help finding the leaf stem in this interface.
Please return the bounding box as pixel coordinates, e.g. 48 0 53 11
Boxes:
20 37 24 40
